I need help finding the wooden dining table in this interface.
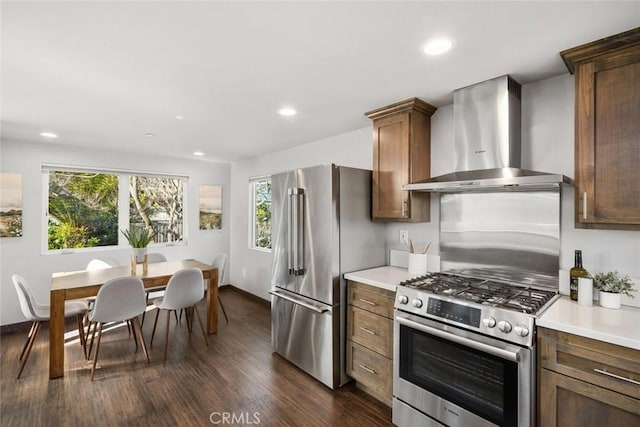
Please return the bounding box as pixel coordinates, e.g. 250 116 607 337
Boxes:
49 259 218 379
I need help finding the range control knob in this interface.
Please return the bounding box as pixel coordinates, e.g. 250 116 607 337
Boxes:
482 317 496 328
398 295 409 305
498 320 512 333
412 299 424 308
514 325 530 337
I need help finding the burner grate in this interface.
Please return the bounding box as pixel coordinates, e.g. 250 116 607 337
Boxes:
400 273 556 314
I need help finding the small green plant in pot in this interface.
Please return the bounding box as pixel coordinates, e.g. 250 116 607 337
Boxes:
121 226 155 262
590 270 636 309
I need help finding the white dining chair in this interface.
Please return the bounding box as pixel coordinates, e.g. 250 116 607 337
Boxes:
12 274 88 379
87 276 149 380
179 253 229 324
85 257 122 346
211 253 229 323
140 253 177 326
150 267 208 361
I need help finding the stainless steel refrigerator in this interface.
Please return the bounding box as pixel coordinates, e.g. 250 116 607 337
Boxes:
270 164 386 389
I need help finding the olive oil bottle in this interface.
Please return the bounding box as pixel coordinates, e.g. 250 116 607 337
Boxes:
570 250 588 301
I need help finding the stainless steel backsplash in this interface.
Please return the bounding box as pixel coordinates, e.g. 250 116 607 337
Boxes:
440 190 560 290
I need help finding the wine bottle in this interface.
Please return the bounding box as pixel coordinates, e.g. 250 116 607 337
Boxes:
570 250 587 301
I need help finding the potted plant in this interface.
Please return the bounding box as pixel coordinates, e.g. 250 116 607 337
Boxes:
121 226 155 262
590 270 636 309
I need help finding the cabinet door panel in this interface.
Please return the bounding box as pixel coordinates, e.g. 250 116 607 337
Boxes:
372 113 409 219
593 60 640 222
539 369 640 427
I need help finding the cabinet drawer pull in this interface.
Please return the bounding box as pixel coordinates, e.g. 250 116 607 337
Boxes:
593 368 640 386
358 364 376 374
359 326 377 335
359 298 376 306
583 192 587 220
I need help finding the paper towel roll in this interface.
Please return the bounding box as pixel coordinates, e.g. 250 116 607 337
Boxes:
578 277 593 306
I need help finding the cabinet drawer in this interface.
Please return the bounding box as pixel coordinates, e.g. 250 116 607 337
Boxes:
346 341 392 399
347 281 394 318
539 328 640 399
347 305 393 358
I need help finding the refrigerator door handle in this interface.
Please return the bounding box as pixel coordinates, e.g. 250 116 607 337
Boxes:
287 188 295 275
269 290 329 314
288 188 305 276
295 188 305 276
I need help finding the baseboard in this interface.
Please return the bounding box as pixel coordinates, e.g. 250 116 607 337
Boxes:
221 284 270 308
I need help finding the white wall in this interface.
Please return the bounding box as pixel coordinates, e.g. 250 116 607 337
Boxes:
0 140 231 325
230 73 640 303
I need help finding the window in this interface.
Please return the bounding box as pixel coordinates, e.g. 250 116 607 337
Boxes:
250 177 271 250
47 171 119 249
129 176 184 243
44 166 186 251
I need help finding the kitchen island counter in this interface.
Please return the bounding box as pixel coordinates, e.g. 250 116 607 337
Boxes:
538 296 640 350
344 266 416 292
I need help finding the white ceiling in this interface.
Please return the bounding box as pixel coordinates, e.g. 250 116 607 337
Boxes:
2 1 639 163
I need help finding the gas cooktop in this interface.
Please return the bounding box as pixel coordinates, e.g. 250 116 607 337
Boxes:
396 272 559 346
399 272 556 315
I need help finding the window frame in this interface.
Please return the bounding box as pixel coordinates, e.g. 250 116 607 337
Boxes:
41 164 188 254
249 175 272 253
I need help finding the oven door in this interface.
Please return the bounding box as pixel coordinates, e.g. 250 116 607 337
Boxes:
393 312 534 427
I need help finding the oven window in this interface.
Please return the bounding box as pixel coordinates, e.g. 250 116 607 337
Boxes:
399 324 518 426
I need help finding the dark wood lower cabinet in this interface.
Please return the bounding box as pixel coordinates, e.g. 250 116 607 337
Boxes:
537 327 640 426
346 280 395 406
539 368 640 427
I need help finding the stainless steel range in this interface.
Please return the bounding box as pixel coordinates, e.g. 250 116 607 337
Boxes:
393 273 558 427
392 75 571 427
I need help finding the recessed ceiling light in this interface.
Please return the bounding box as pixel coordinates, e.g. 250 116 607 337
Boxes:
193 151 204 156
40 132 59 138
423 38 453 56
277 107 297 116
175 115 184 120
144 132 155 137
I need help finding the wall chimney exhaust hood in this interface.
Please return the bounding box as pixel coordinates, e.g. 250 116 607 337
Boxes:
403 75 573 192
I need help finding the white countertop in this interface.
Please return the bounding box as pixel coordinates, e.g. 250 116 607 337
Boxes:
344 266 417 292
537 296 640 350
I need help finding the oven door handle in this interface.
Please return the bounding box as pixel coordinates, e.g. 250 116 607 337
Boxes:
396 315 521 362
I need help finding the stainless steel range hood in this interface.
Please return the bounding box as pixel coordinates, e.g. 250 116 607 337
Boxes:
403 75 573 192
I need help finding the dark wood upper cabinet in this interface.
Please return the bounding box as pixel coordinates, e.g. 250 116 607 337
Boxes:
365 98 437 222
561 27 640 230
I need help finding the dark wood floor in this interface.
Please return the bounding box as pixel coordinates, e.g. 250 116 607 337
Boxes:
1 287 393 426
